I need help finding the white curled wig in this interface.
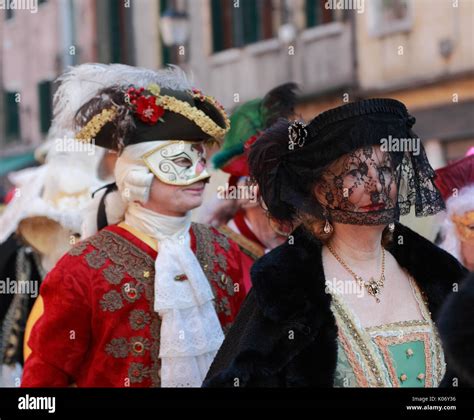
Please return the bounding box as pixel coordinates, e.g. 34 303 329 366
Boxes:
58 64 194 237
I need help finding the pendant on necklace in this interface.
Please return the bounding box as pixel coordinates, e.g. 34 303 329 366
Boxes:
367 277 382 303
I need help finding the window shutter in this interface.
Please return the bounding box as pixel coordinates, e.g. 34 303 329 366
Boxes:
4 92 21 141
38 81 52 135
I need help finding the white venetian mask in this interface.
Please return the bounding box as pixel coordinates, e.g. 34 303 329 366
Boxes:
142 141 210 186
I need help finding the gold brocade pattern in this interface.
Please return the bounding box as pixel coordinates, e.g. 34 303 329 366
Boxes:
129 309 151 331
191 223 235 330
217 225 265 260
68 224 235 387
331 296 386 387
70 229 161 386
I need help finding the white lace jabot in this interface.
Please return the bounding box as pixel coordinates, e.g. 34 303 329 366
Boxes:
124 203 224 387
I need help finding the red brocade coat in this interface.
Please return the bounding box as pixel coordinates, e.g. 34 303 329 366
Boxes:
21 223 246 387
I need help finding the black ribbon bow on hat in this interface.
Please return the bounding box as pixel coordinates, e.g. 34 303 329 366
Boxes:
406 115 416 128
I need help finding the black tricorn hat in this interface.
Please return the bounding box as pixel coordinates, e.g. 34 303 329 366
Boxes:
75 83 230 151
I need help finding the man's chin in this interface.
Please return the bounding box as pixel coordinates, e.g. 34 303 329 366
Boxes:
182 196 204 212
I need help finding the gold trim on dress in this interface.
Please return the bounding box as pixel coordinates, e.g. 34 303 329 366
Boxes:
326 270 446 387
373 332 433 387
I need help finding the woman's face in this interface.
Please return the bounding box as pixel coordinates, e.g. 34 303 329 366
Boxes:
315 146 398 214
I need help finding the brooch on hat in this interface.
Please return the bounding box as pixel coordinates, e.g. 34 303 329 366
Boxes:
288 121 308 150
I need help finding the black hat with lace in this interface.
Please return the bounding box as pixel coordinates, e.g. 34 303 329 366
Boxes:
248 98 445 226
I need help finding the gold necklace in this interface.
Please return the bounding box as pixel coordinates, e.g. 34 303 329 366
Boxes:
326 242 385 303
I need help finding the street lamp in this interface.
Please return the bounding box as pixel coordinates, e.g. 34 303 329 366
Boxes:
277 1 297 83
278 23 297 45
160 8 190 47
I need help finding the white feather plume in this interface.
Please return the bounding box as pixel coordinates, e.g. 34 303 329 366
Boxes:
53 63 110 132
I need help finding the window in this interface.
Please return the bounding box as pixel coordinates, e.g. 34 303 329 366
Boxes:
97 0 134 64
38 81 53 135
306 0 334 28
4 92 21 142
368 0 412 37
211 0 276 53
109 0 124 63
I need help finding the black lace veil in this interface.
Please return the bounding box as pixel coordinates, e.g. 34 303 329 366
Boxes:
251 98 445 226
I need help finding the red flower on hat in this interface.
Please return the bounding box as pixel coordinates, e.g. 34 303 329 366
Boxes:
135 95 165 125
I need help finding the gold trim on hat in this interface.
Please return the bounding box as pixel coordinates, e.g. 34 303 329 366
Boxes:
156 94 230 140
75 84 230 146
75 107 118 143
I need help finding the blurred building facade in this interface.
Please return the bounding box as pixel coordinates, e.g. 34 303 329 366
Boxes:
349 0 474 237
133 0 474 165
1 0 473 223
0 0 135 194
353 0 474 166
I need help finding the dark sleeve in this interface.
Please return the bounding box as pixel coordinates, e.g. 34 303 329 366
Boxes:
0 235 21 322
204 290 283 387
437 272 474 388
388 223 469 318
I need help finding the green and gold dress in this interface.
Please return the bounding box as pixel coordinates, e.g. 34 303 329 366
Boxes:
327 275 446 387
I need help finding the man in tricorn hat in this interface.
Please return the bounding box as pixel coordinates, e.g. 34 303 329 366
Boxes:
21 64 246 387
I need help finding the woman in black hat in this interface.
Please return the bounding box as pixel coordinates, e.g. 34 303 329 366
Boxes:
204 98 468 388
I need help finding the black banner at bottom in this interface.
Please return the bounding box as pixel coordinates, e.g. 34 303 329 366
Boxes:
0 387 471 418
